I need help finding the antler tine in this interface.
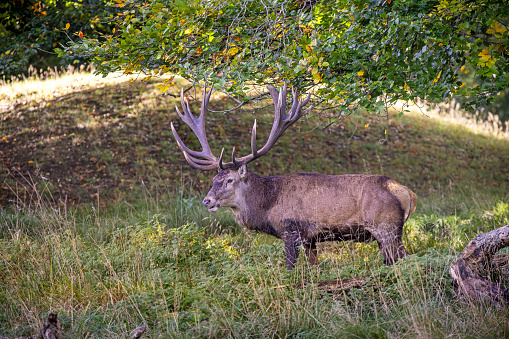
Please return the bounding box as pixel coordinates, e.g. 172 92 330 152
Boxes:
250 120 258 157
182 150 221 171
279 82 287 120
218 148 225 170
261 83 301 150
231 146 238 166
289 87 312 120
230 83 310 167
171 86 220 170
265 84 285 145
201 84 213 119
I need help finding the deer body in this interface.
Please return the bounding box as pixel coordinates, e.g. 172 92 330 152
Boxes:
204 168 416 269
171 84 417 269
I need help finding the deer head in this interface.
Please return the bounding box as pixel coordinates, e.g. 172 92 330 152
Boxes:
171 84 311 211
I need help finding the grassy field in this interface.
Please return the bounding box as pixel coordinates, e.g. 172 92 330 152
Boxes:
1 70 509 338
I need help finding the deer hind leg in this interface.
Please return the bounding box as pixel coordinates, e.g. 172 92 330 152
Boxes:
369 225 407 266
304 241 318 266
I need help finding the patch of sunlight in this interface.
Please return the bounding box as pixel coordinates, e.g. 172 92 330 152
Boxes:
391 99 509 140
0 65 175 114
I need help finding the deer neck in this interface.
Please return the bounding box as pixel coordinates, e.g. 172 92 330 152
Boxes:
232 171 278 233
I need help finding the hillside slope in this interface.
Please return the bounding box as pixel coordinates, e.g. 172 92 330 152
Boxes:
1 75 508 213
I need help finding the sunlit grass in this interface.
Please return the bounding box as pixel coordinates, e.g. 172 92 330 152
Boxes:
0 65 179 115
393 99 509 140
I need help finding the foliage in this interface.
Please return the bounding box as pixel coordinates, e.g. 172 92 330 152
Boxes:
64 0 509 114
0 0 116 79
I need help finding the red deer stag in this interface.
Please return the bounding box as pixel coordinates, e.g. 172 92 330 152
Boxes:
171 84 417 269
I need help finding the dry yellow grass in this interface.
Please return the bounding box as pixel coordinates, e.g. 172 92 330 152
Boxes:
395 98 509 140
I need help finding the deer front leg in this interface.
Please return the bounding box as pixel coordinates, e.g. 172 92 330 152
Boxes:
283 220 302 270
284 231 300 270
370 227 407 266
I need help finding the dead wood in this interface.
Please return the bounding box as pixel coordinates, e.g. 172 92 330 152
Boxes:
39 313 61 339
130 325 147 339
1 313 62 339
493 253 509 267
449 225 509 304
273 276 369 294
295 276 369 293
1 314 147 339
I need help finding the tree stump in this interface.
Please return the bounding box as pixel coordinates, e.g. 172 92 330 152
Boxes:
40 313 61 339
449 225 509 304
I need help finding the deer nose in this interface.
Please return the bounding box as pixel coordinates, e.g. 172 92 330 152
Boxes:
203 198 211 207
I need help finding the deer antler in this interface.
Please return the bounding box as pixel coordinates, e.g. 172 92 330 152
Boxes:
225 83 311 167
172 83 311 170
171 86 220 170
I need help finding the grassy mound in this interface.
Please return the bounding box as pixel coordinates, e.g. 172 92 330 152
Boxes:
1 73 508 211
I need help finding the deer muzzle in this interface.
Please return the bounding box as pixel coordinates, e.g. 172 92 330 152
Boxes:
203 196 219 212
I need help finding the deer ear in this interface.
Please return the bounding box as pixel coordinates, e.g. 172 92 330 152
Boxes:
238 164 248 180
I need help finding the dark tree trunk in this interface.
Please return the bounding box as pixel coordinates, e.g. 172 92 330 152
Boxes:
0 314 147 339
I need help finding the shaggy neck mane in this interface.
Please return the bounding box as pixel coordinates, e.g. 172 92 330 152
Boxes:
235 171 279 234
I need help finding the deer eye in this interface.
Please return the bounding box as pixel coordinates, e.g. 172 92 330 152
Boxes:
227 178 233 184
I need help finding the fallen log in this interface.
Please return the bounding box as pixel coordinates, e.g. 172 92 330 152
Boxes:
273 276 369 294
449 225 509 304
130 325 147 339
294 276 369 293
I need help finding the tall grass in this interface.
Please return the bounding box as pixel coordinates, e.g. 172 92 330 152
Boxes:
1 187 508 338
412 98 509 138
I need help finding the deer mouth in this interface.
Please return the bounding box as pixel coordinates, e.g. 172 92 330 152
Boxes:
208 204 219 212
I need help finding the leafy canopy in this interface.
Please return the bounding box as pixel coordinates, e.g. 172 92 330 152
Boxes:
0 0 116 79
65 0 508 114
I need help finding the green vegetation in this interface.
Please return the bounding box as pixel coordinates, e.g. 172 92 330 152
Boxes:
1 72 509 337
3 0 509 115
68 0 509 113
1 193 509 337
0 0 116 79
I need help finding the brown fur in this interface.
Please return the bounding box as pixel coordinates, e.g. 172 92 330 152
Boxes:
203 166 417 269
